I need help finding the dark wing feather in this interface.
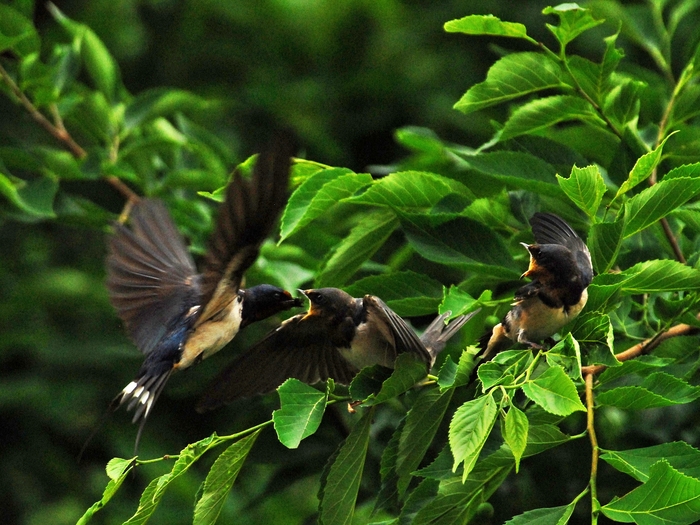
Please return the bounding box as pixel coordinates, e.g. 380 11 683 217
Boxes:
529 212 593 287
420 309 480 363
106 199 200 355
198 134 295 311
364 296 432 366
196 314 357 411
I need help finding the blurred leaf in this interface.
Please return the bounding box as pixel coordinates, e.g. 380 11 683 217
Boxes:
281 168 370 241
596 372 700 409
601 460 700 525
48 3 120 101
603 77 645 131
503 405 528 473
315 208 398 287
343 270 443 317
543 4 604 48
449 392 498 481
396 387 454 495
521 365 586 416
124 88 211 131
318 407 374 525
556 165 607 220
613 132 677 201
77 457 135 525
0 4 39 57
601 442 700 483
360 353 428 407
193 431 260 525
501 95 606 142
452 53 564 114
624 176 700 238
273 379 328 449
0 173 57 219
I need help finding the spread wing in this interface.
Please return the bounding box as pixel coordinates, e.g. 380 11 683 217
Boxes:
106 199 200 355
197 134 295 324
529 212 593 287
364 296 432 366
196 314 358 411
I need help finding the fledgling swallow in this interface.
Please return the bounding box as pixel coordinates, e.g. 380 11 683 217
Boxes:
479 212 593 361
105 135 302 450
195 288 477 411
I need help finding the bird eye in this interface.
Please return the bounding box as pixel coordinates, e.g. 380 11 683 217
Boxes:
312 293 324 304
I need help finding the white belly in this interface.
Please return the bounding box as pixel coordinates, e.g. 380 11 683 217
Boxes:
339 319 395 370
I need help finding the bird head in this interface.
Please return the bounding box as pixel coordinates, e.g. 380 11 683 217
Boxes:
298 288 355 319
240 284 303 327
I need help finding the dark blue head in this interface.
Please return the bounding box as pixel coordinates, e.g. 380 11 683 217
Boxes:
240 284 303 328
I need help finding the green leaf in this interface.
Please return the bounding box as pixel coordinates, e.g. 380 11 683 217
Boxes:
616 260 700 293
570 312 618 368
457 150 564 198
613 132 677 200
315 208 398 288
624 176 700 238
0 4 39 57
77 457 135 525
193 431 260 525
449 392 498 481
123 435 218 525
359 353 428 407
522 424 573 457
556 165 607 219
124 88 211 131
343 270 443 317
543 4 604 48
318 407 374 525
396 387 454 495
452 53 564 114
280 168 371 242
601 460 700 525
545 334 583 382
504 502 577 525
399 212 519 278
273 379 328 449
601 442 700 483
0 173 57 219
48 3 120 102
522 365 586 416
596 372 700 409
500 95 605 142
604 77 645 131
503 405 528 473
444 14 533 40
347 171 471 210
588 216 625 273
438 348 479 390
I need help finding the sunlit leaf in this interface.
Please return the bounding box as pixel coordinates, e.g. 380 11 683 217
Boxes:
613 132 677 200
503 405 528 472
556 165 607 219
273 379 328 449
521 365 586 416
449 392 498 481
543 4 604 48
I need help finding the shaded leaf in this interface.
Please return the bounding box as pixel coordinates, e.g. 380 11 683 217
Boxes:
360 353 428 407
77 457 135 525
0 173 57 219
601 442 700 483
273 379 328 449
504 502 576 525
596 372 700 409
613 132 677 200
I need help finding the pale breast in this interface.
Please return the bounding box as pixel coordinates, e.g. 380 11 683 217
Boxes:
339 313 396 370
176 297 244 369
507 288 587 344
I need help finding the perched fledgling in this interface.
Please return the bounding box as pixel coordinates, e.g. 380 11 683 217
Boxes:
104 135 302 451
479 212 593 361
196 288 477 411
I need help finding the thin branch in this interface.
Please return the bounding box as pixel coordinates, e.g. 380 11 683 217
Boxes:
660 217 686 263
0 61 140 204
581 313 700 376
0 62 87 159
585 373 600 524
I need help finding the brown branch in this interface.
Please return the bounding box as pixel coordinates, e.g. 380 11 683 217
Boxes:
660 217 686 263
581 314 700 376
0 62 140 204
585 373 600 520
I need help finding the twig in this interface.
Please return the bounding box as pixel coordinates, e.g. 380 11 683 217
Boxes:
0 61 140 204
581 314 700 376
585 373 600 524
660 217 686 263
0 62 87 159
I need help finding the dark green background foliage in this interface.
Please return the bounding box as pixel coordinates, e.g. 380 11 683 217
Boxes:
3 1 700 524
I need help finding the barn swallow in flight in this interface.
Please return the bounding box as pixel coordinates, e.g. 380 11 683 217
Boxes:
105 136 302 450
479 212 593 361
196 287 477 411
